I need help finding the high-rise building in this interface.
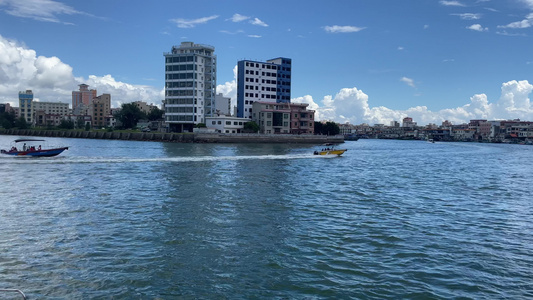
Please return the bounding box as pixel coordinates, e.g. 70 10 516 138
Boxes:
72 84 96 111
163 42 217 132
19 90 34 124
236 57 292 119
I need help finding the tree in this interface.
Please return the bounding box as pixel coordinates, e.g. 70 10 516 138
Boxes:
58 119 75 129
77 118 85 129
314 121 340 135
115 103 146 129
147 107 164 121
15 116 29 129
314 121 323 135
244 121 259 133
0 110 17 129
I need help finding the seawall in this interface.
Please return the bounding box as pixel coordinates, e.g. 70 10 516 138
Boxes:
0 129 344 144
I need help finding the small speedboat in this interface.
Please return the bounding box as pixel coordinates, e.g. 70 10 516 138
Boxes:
1 139 68 157
313 147 347 156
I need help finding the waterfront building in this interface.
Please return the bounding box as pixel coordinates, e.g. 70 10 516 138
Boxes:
289 103 314 134
251 101 291 134
339 123 357 135
237 57 292 119
452 128 476 141
214 93 231 116
92 94 111 128
206 115 249 133
19 90 34 124
402 117 416 128
33 101 70 126
72 84 97 110
132 101 159 115
163 41 216 132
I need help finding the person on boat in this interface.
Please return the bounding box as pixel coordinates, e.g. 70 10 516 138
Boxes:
38 145 41 150
23 143 27 151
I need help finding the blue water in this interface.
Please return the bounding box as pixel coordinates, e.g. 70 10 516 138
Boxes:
0 136 532 299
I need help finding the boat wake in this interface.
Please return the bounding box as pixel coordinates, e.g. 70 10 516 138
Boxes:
0 153 335 164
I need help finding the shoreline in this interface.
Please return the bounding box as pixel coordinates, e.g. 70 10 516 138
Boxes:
0 129 344 144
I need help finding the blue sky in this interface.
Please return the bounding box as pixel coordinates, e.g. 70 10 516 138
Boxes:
1 0 533 125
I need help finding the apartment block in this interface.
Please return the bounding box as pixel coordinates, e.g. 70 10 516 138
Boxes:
163 41 217 132
237 58 291 119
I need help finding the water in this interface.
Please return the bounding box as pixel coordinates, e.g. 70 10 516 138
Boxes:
1 136 532 299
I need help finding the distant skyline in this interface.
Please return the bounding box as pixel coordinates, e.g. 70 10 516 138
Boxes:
1 0 533 125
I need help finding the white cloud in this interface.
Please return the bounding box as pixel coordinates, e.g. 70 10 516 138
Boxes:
498 13 533 29
424 24 430 29
216 66 237 109
0 34 162 108
247 35 262 38
467 24 488 31
171 15 219 28
519 0 533 9
452 13 481 20
401 77 416 88
250 17 268 27
0 0 90 24
228 13 250 22
398 46 404 50
3 35 533 127
324 25 366 33
439 0 466 6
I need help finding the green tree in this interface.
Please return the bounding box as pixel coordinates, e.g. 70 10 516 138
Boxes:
115 103 146 129
77 118 85 129
0 110 17 129
314 121 323 135
85 122 91 131
15 116 29 129
58 119 75 129
244 121 259 133
147 107 164 121
314 121 340 135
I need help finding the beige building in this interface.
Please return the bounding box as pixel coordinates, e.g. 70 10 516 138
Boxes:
33 101 70 126
251 101 291 134
92 94 111 128
132 101 159 115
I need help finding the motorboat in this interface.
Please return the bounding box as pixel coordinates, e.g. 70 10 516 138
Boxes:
1 138 68 157
313 146 347 156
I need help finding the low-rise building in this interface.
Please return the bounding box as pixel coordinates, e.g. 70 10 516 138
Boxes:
206 115 249 133
252 101 291 134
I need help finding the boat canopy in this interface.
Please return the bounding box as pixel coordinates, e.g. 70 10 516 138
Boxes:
14 139 46 143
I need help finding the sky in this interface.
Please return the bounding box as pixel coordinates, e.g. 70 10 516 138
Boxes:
1 0 533 125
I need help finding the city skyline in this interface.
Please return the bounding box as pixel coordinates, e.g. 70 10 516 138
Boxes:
0 0 533 125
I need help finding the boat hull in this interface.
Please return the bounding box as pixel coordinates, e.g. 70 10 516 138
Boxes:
315 149 347 156
1 147 69 157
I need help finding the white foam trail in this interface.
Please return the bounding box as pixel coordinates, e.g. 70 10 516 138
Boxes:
0 153 336 164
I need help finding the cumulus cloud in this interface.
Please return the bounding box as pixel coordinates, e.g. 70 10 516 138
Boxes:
3 34 533 127
216 65 238 110
170 15 219 28
324 25 365 33
0 34 162 108
498 13 533 29
467 24 488 31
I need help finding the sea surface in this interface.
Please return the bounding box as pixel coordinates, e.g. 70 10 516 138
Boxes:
0 135 532 299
